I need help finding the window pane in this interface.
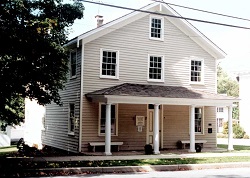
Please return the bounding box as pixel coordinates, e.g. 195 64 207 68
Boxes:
195 107 202 133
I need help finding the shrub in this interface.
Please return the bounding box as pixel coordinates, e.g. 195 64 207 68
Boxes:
233 124 245 138
243 134 250 139
222 121 245 139
222 122 229 135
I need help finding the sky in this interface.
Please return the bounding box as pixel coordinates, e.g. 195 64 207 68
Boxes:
67 0 250 74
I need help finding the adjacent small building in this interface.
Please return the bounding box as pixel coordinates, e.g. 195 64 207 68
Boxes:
238 72 250 136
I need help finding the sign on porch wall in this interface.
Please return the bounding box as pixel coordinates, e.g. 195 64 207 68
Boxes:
137 126 143 132
135 116 145 126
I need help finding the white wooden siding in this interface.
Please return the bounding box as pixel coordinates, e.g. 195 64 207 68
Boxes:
42 48 82 153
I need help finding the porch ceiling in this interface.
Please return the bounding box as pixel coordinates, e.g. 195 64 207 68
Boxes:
85 83 239 107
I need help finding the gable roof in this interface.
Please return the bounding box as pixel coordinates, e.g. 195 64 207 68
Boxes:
68 2 226 59
86 83 239 106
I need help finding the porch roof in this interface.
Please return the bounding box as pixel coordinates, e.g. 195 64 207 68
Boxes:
85 83 239 106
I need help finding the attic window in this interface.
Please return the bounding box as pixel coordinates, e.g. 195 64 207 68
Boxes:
150 16 164 41
190 59 204 84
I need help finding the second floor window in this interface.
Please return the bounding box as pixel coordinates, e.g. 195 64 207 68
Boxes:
148 55 164 82
191 59 203 83
70 50 77 78
150 16 164 40
100 49 119 79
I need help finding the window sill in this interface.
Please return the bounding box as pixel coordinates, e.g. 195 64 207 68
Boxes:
70 76 77 80
68 132 75 136
100 76 119 80
190 82 204 86
147 79 164 83
99 134 118 137
195 133 205 136
149 37 164 42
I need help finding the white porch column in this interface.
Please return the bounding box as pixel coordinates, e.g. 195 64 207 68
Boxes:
228 105 234 151
105 103 112 156
189 105 196 152
153 104 160 154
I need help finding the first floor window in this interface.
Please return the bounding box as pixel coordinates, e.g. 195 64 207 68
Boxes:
218 118 224 128
195 107 203 133
148 55 164 81
69 103 75 133
99 104 117 135
191 59 203 83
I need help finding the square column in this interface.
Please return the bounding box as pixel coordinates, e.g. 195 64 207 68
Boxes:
105 103 112 155
189 105 196 152
153 104 160 154
228 105 234 151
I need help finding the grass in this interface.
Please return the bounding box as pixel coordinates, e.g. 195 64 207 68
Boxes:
217 144 250 152
0 145 17 156
1 144 250 169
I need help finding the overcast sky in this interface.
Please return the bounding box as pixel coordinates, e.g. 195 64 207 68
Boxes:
68 0 250 74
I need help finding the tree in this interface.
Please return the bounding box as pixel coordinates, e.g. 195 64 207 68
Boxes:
217 65 239 119
0 0 84 129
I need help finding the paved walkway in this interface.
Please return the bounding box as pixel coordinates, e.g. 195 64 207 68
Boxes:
217 138 250 146
7 148 250 162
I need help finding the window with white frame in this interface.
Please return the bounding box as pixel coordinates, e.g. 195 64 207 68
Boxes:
217 118 224 128
217 107 224 112
150 16 164 40
100 49 119 79
99 104 118 135
190 59 203 83
70 50 77 78
148 55 164 82
68 103 75 134
195 107 203 133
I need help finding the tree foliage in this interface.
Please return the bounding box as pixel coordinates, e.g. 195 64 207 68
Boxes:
0 0 84 128
217 65 239 119
217 65 239 97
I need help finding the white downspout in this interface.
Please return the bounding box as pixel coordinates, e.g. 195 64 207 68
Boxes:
78 41 84 152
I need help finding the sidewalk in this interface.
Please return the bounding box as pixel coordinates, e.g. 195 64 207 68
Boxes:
7 151 250 162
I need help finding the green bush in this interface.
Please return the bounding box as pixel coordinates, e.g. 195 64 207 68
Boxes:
233 124 245 138
222 121 245 139
243 134 250 139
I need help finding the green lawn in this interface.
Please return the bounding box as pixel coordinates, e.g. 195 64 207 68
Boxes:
217 144 250 152
0 146 17 156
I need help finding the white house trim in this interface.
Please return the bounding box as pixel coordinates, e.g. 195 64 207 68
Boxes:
94 95 239 107
153 104 160 154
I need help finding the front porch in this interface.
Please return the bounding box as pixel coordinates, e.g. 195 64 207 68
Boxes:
85 83 239 156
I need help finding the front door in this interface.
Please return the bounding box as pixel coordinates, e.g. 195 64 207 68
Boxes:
147 107 163 148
